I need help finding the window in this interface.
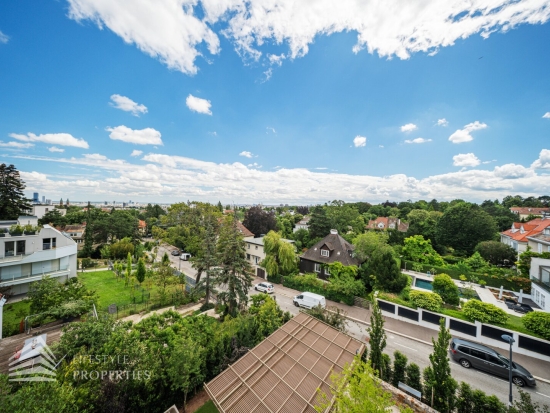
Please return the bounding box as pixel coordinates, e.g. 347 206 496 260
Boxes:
255 256 260 265
321 249 329 257
16 240 25 255
469 349 487 360
255 245 258 250
4 241 15 257
43 238 51 250
457 346 470 355
247 244 250 249
325 266 330 275
539 243 543 253
246 254 251 260
486 355 505 366
52 238 56 248
314 263 321 273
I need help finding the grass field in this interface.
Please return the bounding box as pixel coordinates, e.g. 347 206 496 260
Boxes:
2 300 31 337
194 400 219 413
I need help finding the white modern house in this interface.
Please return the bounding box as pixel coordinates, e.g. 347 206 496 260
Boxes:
293 216 310 232
0 224 77 296
31 205 67 220
530 257 550 312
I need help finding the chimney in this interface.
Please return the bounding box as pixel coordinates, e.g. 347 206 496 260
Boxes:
330 229 338 235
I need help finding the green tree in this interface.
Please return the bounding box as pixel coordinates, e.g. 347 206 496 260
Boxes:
305 305 348 332
38 209 67 227
125 252 132 286
109 238 135 259
81 202 94 258
405 363 422 392
136 257 146 284
99 244 111 259
315 358 395 413
392 351 407 387
0 164 32 220
353 231 389 262
464 251 488 271
436 202 498 255
367 299 387 377
242 205 277 236
154 262 178 304
402 235 445 266
432 273 460 306
192 218 218 305
308 205 331 239
261 230 297 277
474 241 517 266
366 246 408 292
423 319 457 412
216 215 253 316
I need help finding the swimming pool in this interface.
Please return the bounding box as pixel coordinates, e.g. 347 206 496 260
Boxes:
414 278 480 300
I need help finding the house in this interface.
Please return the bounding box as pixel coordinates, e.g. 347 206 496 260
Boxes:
57 224 86 250
0 224 78 296
138 220 147 235
510 207 550 221
527 226 550 254
500 217 550 253
293 215 310 232
529 257 550 312
236 221 254 237
244 235 294 279
299 229 361 279
367 217 409 232
31 205 67 220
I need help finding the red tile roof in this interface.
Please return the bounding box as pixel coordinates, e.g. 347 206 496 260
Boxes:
367 217 409 232
501 219 550 243
510 207 550 215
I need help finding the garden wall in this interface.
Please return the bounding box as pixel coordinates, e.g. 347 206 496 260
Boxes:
377 298 550 362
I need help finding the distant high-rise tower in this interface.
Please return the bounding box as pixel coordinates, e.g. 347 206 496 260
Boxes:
42 196 45 203
33 192 39 203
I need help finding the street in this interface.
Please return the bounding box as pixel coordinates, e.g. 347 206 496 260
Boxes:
155 243 550 407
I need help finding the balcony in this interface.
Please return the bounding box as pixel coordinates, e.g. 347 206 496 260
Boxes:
0 252 33 264
531 278 550 294
0 266 70 286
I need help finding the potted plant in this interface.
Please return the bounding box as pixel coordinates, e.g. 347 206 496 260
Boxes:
479 279 487 288
9 224 24 236
0 228 6 237
23 224 38 235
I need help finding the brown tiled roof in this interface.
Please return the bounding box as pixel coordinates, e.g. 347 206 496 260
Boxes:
205 312 364 413
501 219 550 243
510 207 550 215
300 231 360 266
237 221 254 237
367 217 409 232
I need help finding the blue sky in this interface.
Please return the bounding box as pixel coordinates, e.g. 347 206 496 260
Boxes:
1 0 550 204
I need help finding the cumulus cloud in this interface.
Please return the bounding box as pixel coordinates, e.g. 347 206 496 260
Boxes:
353 136 366 147
400 123 418 133
9 132 89 148
531 149 550 169
493 163 535 179
186 94 212 115
448 121 487 143
106 125 163 145
543 112 550 119
131 150 143 157
67 0 550 75
437 118 448 126
48 146 65 153
453 153 480 167
405 138 432 144
0 141 34 148
110 94 148 116
239 151 253 158
0 30 8 44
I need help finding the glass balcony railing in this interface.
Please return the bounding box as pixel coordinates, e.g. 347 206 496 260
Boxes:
0 266 70 284
531 278 550 294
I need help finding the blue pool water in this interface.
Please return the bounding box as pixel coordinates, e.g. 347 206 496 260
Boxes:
414 278 480 300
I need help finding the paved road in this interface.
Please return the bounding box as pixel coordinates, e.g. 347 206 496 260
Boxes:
154 242 550 407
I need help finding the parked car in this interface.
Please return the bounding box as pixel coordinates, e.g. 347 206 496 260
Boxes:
180 253 192 261
504 298 534 313
255 282 274 294
293 292 326 309
449 338 536 387
170 250 180 256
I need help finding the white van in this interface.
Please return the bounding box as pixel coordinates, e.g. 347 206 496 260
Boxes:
293 292 326 309
179 253 192 261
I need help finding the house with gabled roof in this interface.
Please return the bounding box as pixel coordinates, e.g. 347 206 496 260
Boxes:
501 217 550 253
510 207 550 221
299 229 361 279
367 216 409 232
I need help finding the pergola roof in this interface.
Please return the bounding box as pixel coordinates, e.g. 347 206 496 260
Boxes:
205 312 364 413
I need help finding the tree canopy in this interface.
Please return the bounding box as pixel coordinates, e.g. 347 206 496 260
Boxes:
0 163 32 220
242 205 277 236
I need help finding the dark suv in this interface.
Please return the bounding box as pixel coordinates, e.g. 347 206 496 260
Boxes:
449 338 536 387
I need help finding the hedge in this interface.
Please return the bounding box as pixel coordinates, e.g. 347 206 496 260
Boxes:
283 274 355 305
403 260 531 293
462 300 508 325
409 290 443 312
522 311 550 341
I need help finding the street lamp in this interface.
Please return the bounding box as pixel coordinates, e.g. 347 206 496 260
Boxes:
502 334 515 408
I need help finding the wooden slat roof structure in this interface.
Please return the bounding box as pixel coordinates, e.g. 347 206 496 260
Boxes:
205 312 364 413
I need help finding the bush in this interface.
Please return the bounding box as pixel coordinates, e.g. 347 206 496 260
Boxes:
522 312 550 340
199 302 216 313
267 273 281 284
283 273 355 305
432 273 460 306
462 300 508 325
405 363 422 392
392 351 407 387
409 290 443 311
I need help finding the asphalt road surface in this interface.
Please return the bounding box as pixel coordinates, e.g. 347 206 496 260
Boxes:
155 243 550 408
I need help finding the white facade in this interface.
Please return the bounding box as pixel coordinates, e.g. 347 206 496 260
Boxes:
244 236 295 278
293 216 310 233
0 225 77 295
530 257 550 312
31 205 67 220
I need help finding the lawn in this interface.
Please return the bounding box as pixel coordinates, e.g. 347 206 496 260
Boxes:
194 400 219 413
2 300 30 337
78 270 161 310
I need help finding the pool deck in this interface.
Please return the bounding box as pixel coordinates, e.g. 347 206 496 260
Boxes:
403 270 523 316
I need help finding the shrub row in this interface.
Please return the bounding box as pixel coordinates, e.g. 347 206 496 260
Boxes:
283 274 355 305
409 290 443 311
462 300 509 325
522 311 550 341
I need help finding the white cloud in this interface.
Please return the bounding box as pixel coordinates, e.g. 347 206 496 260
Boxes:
315 167 328 170
9 132 89 148
436 118 448 127
405 138 432 144
109 94 148 116
106 125 163 145
248 162 262 168
266 127 276 134
448 121 487 143
453 153 480 167
353 136 366 147
379 145 384 148
400 123 418 133
48 146 65 153
0 30 8 44
67 1 550 75
0 141 34 148
543 112 550 119
186 94 212 115
493 163 535 179
131 150 143 157
239 151 253 158
84 154 108 161
531 149 550 169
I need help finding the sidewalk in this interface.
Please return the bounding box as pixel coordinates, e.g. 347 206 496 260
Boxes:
265 278 550 382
